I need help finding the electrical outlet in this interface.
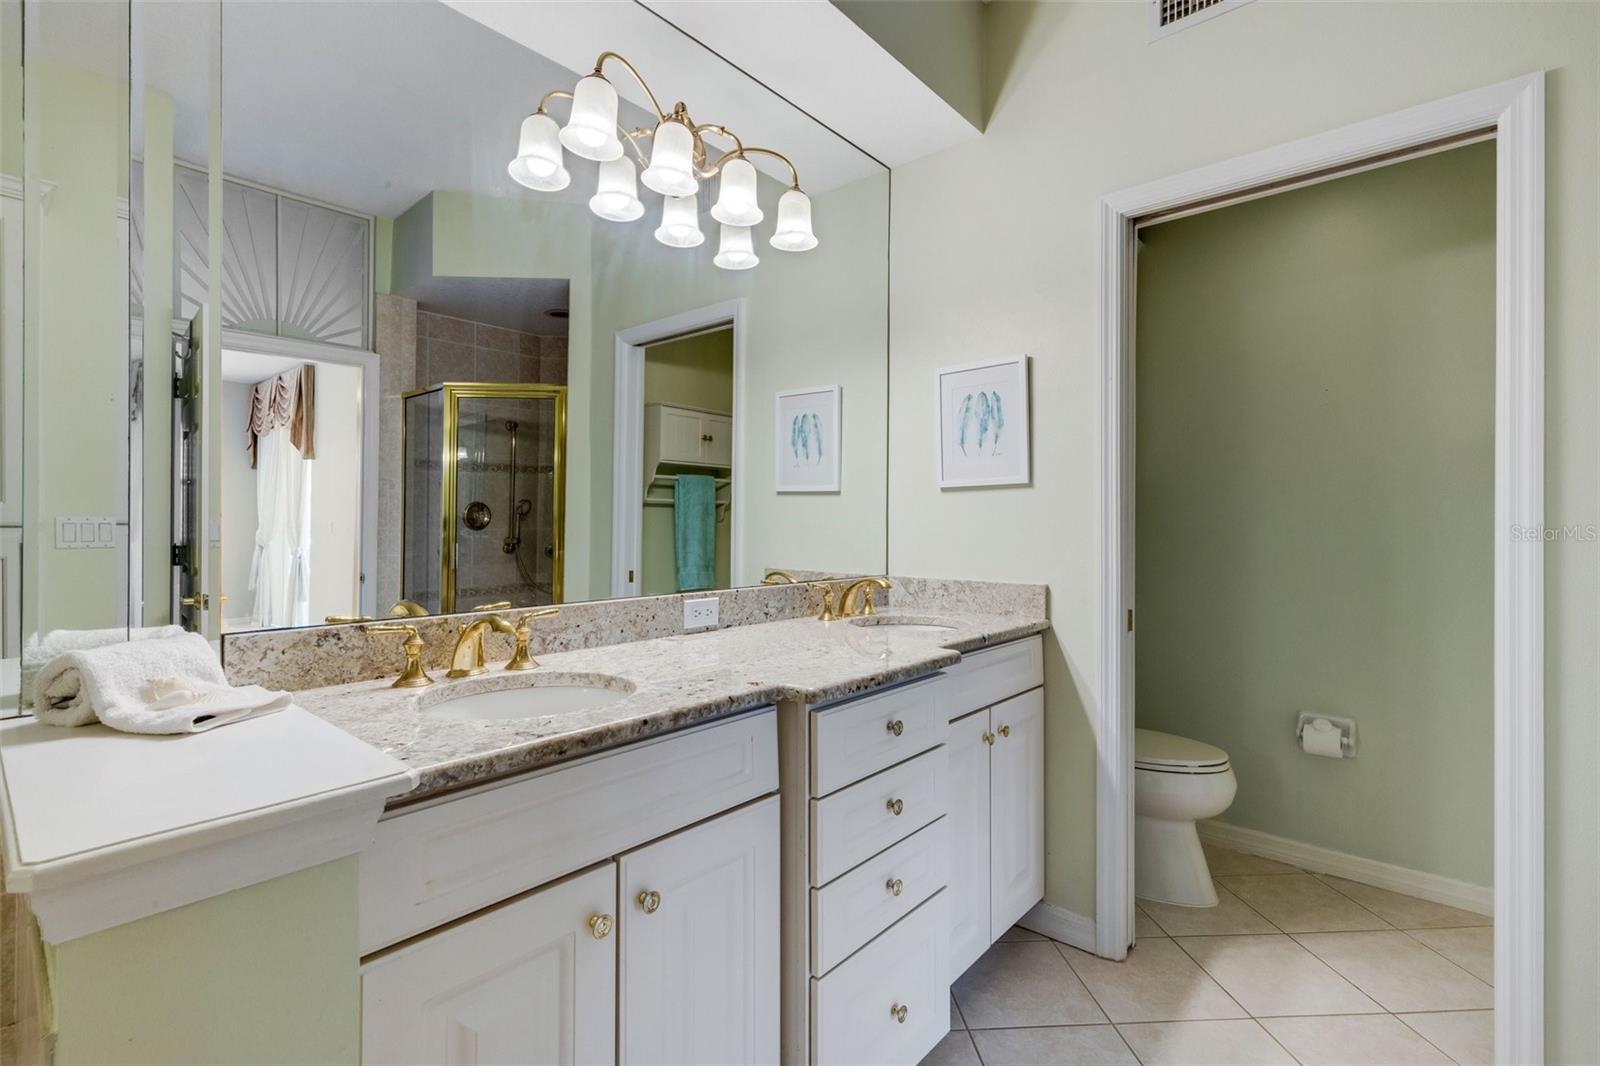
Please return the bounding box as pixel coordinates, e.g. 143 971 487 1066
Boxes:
683 596 719 629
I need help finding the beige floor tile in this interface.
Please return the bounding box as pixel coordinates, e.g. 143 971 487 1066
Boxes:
1220 874 1390 932
1116 1019 1296 1065
1140 882 1277 936
950 993 964 1030
1059 938 1245 1023
918 1029 980 1066
1176 934 1382 1017
971 1025 1138 1065
997 924 1047 942
1135 906 1168 940
951 941 1107 1028
1295 932 1494 1012
1408 927 1493 984
1203 843 1301 876
1398 1010 1494 1066
1261 1014 1454 1065
1317 876 1492 929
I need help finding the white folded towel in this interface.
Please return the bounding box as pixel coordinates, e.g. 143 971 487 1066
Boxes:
32 633 291 734
20 625 186 709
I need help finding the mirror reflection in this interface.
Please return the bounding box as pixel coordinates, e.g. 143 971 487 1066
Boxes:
7 0 890 676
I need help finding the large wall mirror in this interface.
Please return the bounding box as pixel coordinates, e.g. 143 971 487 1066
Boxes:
3 0 889 685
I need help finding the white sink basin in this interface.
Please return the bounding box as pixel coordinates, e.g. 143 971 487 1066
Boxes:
423 677 633 722
848 619 957 636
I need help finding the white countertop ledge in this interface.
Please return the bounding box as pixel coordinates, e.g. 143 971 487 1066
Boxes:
0 707 416 943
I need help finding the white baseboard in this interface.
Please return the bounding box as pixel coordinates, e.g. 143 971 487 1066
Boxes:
1198 820 1493 917
1017 900 1097 953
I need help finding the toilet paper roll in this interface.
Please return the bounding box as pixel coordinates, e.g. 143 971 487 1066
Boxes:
1301 718 1345 758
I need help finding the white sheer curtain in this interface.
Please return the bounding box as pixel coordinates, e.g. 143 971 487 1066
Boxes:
249 425 312 627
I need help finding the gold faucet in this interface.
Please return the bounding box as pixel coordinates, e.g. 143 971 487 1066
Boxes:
839 577 892 618
761 570 799 585
389 600 429 618
447 615 518 679
505 608 561 671
470 600 512 612
366 623 434 688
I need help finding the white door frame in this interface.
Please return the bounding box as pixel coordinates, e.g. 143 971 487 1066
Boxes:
220 328 381 618
610 300 746 598
1097 73 1544 1063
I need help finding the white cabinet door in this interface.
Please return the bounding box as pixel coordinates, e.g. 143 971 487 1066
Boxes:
946 709 991 980
658 407 706 465
619 795 779 1066
361 863 617 1066
699 413 733 467
989 688 1045 939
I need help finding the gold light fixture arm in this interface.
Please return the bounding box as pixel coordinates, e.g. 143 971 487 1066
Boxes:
593 51 668 120
704 144 802 189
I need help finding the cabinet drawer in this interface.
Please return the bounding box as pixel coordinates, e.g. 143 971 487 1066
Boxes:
811 891 949 1066
939 636 1042 721
360 709 777 954
810 746 945 886
810 676 945 797
811 818 947 975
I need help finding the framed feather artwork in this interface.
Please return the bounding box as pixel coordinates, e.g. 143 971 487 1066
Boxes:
934 356 1030 488
774 385 841 492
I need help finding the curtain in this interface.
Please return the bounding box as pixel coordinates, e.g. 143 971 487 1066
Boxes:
247 365 316 627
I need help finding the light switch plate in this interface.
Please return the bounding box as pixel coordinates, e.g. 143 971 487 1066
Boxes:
55 516 118 550
683 596 719 629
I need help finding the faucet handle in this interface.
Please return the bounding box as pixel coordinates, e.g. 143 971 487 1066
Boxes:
506 607 560 672
816 583 840 622
471 600 512 612
366 623 434 689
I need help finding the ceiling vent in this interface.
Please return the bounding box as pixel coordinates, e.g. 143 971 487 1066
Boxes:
1150 0 1253 39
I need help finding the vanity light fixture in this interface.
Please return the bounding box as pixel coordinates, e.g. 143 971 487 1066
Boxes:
508 51 817 267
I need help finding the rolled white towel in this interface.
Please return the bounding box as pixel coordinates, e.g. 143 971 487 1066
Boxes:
32 633 291 734
20 625 186 710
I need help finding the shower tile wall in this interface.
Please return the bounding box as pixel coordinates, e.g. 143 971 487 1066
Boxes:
375 293 419 615
454 396 558 607
416 311 568 387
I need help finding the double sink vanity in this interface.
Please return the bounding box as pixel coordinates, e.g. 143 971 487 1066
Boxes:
0 577 1047 1065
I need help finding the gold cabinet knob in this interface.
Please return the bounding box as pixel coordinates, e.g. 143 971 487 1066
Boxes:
885 798 904 817
999 724 1012 738
886 719 905 737
982 731 996 746
637 889 662 914
890 1002 909 1024
588 913 613 940
886 878 904 897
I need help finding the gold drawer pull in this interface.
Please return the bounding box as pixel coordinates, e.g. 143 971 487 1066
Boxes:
890 1002 909 1024
588 913 613 939
999 724 1012 738
886 878 904 897
885 797 904 816
637 889 662 914
886 719 905 737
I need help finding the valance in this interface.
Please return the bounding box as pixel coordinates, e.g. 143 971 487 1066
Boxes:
245 364 316 468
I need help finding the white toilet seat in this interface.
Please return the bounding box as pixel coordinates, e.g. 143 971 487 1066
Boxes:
1135 729 1230 773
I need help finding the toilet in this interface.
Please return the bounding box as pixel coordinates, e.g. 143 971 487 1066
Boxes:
1134 728 1237 907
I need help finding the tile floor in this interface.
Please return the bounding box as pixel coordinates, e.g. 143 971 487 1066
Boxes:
926 845 1492 1066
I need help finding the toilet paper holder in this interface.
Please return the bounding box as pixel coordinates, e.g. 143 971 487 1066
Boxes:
1296 712 1357 758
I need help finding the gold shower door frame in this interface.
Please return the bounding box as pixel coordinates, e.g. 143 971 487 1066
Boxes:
402 382 568 613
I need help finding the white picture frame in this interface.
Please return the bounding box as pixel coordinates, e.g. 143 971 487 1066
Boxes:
774 385 841 493
935 355 1030 488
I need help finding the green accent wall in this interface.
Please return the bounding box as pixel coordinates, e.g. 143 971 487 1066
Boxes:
641 330 734 595
1134 142 1495 887
50 858 360 1064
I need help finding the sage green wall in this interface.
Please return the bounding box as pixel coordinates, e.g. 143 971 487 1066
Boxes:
1135 143 1495 887
641 330 734 595
886 4 1598 1056
831 0 986 127
50 858 359 1064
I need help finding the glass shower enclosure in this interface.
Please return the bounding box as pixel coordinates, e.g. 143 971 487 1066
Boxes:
402 383 566 613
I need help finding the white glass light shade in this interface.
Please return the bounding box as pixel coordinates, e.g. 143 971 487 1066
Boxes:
711 156 763 227
507 113 570 191
713 224 759 270
654 195 704 248
559 74 623 161
770 188 818 251
589 156 644 222
641 119 698 198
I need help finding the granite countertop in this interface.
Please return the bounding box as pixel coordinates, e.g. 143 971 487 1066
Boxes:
295 609 1048 806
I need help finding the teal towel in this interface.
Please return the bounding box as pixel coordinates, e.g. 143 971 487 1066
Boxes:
674 474 717 592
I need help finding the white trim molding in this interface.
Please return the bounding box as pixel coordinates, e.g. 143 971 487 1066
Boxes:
610 301 746 598
1197 821 1493 917
1017 901 1097 954
1097 73 1544 1064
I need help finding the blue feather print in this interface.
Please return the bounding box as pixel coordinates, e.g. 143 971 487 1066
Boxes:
810 412 824 463
956 394 975 455
990 391 1005 453
976 392 994 450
